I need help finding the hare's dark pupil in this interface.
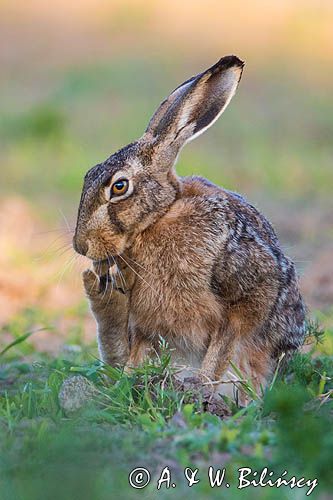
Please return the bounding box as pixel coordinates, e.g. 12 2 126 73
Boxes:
110 178 128 198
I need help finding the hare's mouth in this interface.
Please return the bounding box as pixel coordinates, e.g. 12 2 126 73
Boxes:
84 239 115 262
85 234 127 262
93 258 115 276
93 258 108 268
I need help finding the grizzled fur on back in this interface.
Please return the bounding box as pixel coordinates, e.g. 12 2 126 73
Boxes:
73 56 306 400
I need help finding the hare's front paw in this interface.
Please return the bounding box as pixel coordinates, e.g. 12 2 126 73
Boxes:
82 269 121 312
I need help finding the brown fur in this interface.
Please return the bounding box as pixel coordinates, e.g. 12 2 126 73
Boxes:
73 56 306 398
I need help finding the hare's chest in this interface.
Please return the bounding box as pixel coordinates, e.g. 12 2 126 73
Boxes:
127 241 222 351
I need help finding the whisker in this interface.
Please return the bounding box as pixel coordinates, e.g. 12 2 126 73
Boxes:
34 243 73 263
69 253 87 287
101 252 112 302
124 254 155 277
58 208 73 233
36 233 70 257
104 250 114 308
117 267 127 291
55 253 78 290
106 270 114 309
101 269 109 301
88 270 98 297
33 228 73 236
95 245 112 306
54 244 74 258
111 254 127 291
117 253 159 299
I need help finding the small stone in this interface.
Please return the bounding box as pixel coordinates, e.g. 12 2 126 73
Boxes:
58 375 96 415
61 344 82 354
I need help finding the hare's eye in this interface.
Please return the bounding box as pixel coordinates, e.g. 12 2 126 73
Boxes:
111 178 129 197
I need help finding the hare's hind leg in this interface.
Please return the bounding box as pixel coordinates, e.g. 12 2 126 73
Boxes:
200 319 238 384
200 300 274 400
236 343 273 403
247 345 273 391
124 331 153 373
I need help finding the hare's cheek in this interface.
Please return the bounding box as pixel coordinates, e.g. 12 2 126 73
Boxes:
86 234 126 261
85 206 127 259
100 232 127 257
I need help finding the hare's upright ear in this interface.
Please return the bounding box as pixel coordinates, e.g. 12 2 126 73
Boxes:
144 55 244 166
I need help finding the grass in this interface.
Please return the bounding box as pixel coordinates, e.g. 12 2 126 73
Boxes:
0 318 332 499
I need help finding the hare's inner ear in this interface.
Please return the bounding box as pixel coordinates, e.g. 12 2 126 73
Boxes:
144 55 244 165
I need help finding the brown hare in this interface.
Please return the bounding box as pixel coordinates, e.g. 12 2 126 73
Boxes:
73 56 306 394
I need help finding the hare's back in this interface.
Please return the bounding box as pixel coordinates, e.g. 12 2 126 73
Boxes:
181 175 280 249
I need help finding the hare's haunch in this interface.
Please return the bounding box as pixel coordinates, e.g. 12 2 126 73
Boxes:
74 56 306 395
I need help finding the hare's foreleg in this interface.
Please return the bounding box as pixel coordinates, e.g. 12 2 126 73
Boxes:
82 269 130 366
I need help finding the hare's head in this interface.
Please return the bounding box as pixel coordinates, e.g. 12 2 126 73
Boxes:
73 56 244 261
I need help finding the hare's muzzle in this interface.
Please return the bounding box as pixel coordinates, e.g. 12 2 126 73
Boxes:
72 232 88 256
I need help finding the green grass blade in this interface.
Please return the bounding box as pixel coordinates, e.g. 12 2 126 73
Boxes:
0 327 51 357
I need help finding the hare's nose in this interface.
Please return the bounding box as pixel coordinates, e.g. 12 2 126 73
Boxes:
73 234 88 256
